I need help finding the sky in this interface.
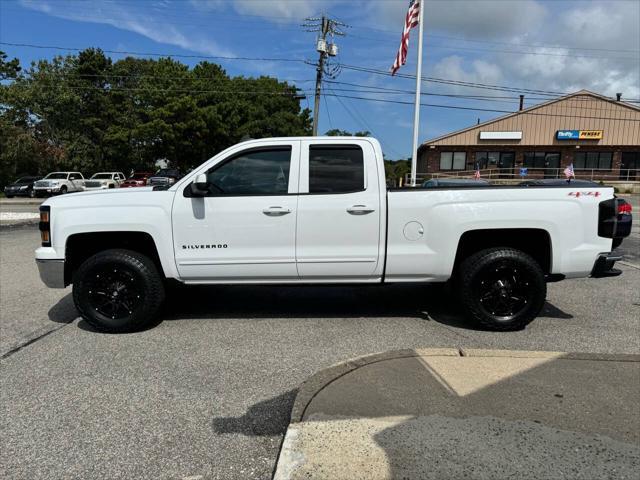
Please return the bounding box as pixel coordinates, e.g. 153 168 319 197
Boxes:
1 0 639 159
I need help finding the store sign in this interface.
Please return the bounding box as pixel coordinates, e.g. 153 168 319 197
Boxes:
479 131 522 140
556 130 603 140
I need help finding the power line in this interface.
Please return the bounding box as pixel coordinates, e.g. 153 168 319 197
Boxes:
324 80 640 104
347 32 638 60
323 88 334 131
321 93 640 122
326 83 405 159
0 42 306 63
347 25 640 54
4 41 638 104
12 0 637 57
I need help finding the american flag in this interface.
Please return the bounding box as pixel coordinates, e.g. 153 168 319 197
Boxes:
391 0 421 75
474 169 481 180
564 163 575 179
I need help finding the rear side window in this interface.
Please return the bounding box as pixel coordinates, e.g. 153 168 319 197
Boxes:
206 147 291 195
309 145 364 194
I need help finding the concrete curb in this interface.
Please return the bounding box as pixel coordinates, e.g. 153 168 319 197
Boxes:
0 219 40 229
289 348 640 424
0 198 44 205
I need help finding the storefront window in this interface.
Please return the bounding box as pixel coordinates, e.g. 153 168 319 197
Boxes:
439 152 466 170
476 152 515 170
574 152 612 170
523 152 560 169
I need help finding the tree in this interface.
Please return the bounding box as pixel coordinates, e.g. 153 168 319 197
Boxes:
0 50 313 186
384 159 411 187
325 129 370 137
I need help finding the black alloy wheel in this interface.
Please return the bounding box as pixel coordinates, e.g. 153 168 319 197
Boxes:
86 267 144 320
459 248 546 331
474 263 533 320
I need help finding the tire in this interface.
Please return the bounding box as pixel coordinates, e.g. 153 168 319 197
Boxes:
5 195 13 199
72 249 165 332
458 248 546 331
59 186 68 194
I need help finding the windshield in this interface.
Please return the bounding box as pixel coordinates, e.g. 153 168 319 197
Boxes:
45 173 68 180
130 174 148 179
156 169 179 176
15 177 36 183
91 173 113 179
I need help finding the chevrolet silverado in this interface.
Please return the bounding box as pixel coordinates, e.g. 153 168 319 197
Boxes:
35 137 632 332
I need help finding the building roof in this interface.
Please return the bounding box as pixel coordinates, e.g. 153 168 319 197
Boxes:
421 90 640 148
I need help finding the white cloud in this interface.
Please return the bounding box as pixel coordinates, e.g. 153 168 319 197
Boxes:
19 0 235 57
371 0 548 39
432 55 503 86
401 1 639 100
190 0 343 22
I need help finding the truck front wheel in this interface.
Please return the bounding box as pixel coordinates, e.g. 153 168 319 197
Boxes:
72 249 165 332
458 248 546 331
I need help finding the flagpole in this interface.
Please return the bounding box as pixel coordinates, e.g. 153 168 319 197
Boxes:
410 0 425 186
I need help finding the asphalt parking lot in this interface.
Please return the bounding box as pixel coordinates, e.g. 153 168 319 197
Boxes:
1 202 639 479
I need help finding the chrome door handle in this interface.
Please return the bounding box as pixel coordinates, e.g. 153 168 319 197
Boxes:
347 205 375 215
263 206 291 216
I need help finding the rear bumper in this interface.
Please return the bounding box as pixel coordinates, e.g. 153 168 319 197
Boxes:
590 253 623 278
36 259 66 288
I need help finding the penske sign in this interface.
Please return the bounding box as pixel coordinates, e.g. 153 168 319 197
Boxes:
556 130 603 140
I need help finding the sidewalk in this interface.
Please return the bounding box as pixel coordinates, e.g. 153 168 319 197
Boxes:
0 198 43 227
275 349 640 480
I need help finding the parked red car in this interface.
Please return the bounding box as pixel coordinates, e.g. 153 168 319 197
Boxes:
120 172 154 188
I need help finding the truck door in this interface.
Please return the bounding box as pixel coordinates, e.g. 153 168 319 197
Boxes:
296 140 383 279
172 141 300 281
69 172 83 191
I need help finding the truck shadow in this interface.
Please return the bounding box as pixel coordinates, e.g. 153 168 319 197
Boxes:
160 283 573 332
58 283 573 334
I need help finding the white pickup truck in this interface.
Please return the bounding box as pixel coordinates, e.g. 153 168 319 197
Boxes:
35 137 632 332
33 171 85 196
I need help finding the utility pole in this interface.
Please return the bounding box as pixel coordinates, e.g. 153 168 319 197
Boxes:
303 16 345 136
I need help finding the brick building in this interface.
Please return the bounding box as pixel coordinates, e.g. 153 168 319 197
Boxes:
418 90 640 182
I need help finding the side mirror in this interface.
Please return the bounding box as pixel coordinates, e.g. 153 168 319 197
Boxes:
190 173 208 196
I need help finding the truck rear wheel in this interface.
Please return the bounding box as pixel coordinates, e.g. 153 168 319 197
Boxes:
458 248 546 331
72 249 165 332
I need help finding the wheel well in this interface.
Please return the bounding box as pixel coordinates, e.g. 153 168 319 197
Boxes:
65 232 164 284
453 228 552 274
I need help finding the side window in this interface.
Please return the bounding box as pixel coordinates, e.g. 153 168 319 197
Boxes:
309 145 364 194
69 173 78 180
205 147 291 195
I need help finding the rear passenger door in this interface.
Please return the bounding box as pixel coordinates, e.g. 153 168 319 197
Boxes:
296 140 383 279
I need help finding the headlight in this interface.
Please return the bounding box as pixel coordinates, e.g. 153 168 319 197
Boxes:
19 185 28 190
50 181 58 185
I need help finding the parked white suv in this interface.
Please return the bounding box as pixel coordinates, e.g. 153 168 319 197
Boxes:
83 172 126 190
33 172 85 196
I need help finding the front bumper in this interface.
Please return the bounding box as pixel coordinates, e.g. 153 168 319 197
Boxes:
33 187 61 196
36 259 66 288
4 188 30 196
590 253 623 278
